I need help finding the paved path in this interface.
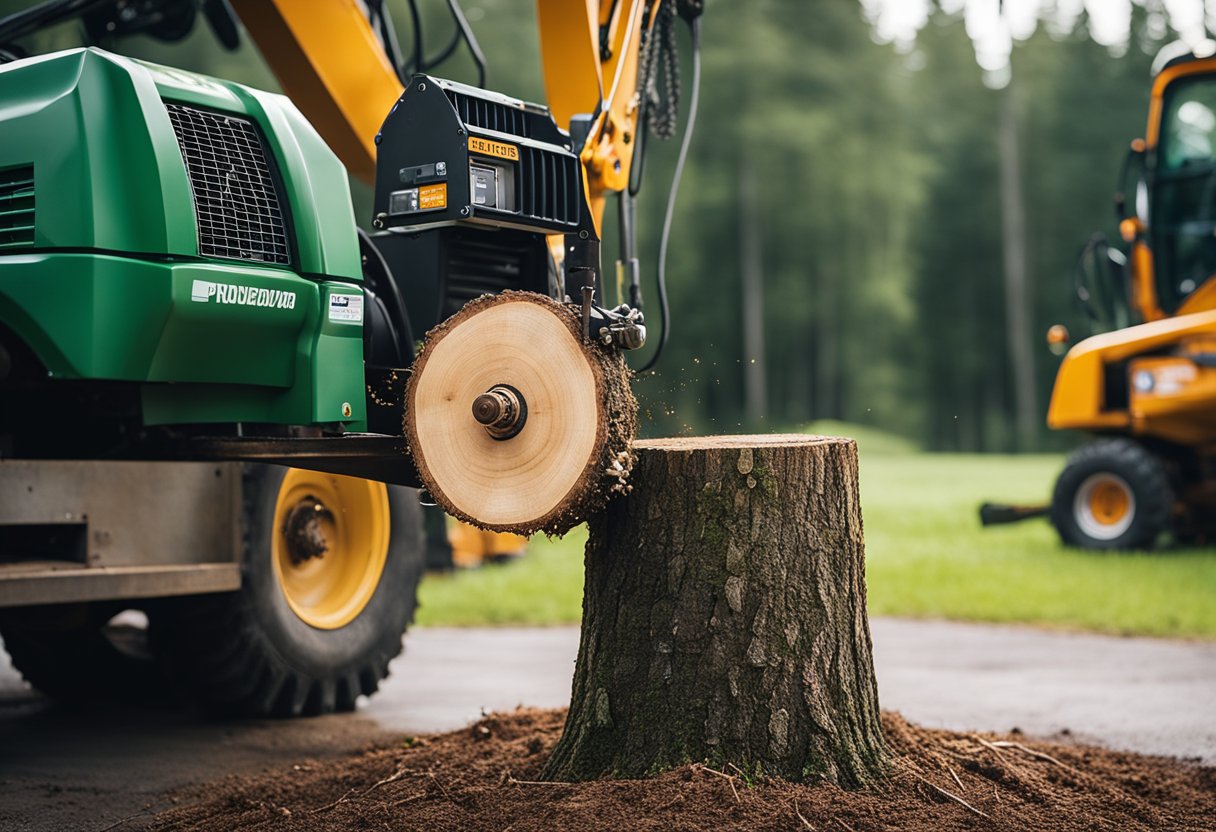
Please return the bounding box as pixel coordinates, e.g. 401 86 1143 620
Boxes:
359 622 1216 763
0 619 1212 830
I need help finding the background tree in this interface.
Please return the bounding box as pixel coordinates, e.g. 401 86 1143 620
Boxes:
0 0 1184 452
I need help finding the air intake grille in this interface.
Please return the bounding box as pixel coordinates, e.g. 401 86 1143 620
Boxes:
446 90 529 138
444 236 527 317
521 148 580 227
0 165 34 249
165 103 290 265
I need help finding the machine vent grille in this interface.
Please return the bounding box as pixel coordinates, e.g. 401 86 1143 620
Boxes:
164 103 291 265
444 236 527 317
0 165 35 249
520 147 580 227
446 90 529 138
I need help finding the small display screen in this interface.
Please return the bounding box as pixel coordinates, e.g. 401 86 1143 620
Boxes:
470 164 498 208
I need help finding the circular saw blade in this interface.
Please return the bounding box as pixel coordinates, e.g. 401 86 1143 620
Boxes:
405 291 637 536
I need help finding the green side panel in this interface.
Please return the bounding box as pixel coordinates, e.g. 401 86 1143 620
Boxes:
0 49 197 256
312 284 369 423
0 47 361 281
141 283 368 429
0 253 366 427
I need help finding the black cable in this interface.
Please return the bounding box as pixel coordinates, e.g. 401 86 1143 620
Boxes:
443 0 486 88
635 15 701 374
628 108 650 196
358 228 415 366
422 26 462 70
404 0 424 75
369 0 407 85
376 0 484 88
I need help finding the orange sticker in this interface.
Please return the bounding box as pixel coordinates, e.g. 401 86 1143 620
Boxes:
419 182 447 210
468 136 520 161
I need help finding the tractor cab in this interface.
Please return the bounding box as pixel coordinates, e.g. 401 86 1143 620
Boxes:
990 42 1216 549
1078 43 1216 335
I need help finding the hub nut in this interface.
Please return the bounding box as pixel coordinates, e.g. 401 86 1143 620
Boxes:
471 384 527 440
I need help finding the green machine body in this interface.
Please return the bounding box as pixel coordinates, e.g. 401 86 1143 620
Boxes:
0 47 367 431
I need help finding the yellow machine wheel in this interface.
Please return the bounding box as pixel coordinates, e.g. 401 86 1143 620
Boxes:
154 465 425 717
1051 438 1173 550
271 470 391 630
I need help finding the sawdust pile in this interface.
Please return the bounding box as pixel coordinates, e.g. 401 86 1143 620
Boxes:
150 708 1213 831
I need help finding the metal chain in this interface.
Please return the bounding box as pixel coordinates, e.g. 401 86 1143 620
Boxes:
638 0 680 141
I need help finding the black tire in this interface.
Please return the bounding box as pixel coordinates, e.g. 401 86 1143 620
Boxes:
0 602 170 705
155 465 425 717
1050 438 1174 550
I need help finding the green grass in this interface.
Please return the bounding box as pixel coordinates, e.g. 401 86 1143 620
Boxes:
416 529 587 627
416 425 1216 638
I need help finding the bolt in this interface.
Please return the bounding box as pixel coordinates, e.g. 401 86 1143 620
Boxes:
341 402 352 418
472 385 527 439
373 213 387 229
578 230 589 240
472 393 506 426
418 82 427 91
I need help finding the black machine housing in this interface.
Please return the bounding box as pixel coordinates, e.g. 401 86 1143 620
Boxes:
361 75 643 437
359 75 602 435
373 75 586 236
367 75 600 340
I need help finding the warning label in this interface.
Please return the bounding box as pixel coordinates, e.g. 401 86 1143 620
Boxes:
329 293 364 324
419 182 447 210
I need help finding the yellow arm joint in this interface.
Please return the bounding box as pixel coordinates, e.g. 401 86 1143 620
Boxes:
538 0 659 234
229 0 404 185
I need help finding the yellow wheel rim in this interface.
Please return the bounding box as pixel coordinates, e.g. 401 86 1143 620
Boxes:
271 469 390 630
1088 479 1131 525
1074 472 1136 541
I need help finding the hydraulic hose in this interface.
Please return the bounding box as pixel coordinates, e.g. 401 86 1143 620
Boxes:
635 14 701 374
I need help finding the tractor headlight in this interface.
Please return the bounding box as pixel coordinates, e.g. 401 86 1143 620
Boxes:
1129 358 1199 397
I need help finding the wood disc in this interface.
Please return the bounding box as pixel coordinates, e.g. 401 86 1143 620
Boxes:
405 291 637 536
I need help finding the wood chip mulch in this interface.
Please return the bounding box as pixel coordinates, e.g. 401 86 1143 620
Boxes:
149 708 1215 831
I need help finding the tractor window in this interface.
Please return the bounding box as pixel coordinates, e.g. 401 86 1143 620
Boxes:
1162 94 1216 171
1152 76 1216 313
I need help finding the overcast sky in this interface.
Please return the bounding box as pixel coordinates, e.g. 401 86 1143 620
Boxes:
862 0 1213 71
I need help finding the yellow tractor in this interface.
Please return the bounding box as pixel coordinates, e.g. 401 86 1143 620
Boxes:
986 42 1216 549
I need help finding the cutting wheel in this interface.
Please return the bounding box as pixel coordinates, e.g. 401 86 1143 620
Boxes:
405 291 637 535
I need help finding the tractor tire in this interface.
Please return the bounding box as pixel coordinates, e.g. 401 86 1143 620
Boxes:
0 602 169 705
1050 438 1173 550
155 465 425 717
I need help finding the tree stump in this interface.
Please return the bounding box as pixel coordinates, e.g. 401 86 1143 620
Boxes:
542 435 888 786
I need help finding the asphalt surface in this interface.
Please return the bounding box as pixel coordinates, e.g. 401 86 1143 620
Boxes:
0 618 1213 831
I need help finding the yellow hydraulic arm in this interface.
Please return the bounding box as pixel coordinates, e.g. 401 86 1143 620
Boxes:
229 0 665 234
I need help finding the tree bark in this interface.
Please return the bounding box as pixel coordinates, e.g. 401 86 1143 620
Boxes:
543 435 887 786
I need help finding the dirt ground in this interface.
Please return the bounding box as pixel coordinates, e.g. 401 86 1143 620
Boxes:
148 708 1214 832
